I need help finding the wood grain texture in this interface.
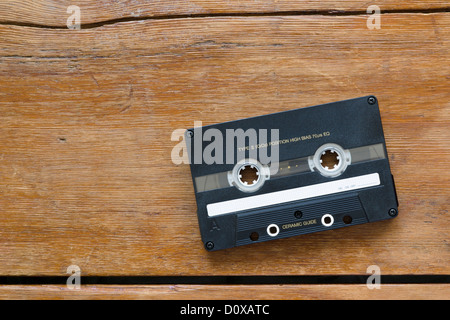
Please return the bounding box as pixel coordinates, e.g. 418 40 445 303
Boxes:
0 284 448 300
0 1 448 27
0 13 449 276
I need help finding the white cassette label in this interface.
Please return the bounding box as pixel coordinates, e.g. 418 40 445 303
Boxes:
206 173 380 217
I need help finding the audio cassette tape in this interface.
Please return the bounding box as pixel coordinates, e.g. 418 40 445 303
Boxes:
186 96 398 251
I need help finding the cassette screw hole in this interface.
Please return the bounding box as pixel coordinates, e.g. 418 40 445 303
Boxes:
239 165 259 186
294 211 303 219
343 215 353 224
320 150 340 171
205 241 214 250
388 208 398 217
250 232 259 241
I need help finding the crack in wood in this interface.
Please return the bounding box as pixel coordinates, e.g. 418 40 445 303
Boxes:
0 7 448 30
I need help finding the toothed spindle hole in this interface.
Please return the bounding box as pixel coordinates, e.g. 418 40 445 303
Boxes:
320 149 340 170
239 165 259 186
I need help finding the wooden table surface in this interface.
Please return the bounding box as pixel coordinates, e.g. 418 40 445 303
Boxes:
0 1 449 299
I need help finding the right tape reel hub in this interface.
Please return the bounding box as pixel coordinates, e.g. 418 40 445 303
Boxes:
310 143 351 178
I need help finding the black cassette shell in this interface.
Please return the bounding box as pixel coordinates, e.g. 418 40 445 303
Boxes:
186 96 398 251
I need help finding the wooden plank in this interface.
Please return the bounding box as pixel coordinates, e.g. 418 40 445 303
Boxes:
0 284 448 300
0 13 449 276
0 1 448 27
